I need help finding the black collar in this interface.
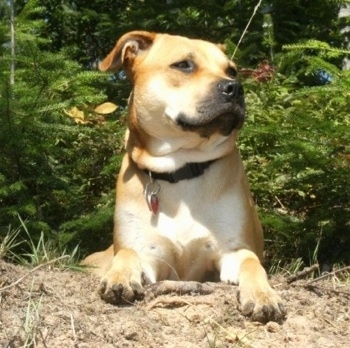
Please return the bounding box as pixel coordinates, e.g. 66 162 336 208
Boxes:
144 160 214 183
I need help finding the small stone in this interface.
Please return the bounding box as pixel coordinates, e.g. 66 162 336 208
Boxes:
266 321 281 333
124 331 139 341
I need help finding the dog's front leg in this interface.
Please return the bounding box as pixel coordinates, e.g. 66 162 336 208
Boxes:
219 249 285 323
99 248 145 304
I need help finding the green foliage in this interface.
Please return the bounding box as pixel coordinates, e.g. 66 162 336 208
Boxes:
0 222 24 260
36 0 269 66
279 40 347 85
1 0 349 268
270 0 349 50
240 46 350 266
0 0 124 257
6 215 81 268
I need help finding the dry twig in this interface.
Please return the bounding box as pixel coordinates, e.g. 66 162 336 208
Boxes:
144 280 214 299
146 296 215 310
0 255 70 292
287 264 319 284
307 265 350 284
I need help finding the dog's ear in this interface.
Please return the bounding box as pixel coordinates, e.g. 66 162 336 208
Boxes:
217 43 226 53
99 31 156 73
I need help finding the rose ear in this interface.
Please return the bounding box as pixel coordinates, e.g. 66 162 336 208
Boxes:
99 31 157 72
217 43 227 53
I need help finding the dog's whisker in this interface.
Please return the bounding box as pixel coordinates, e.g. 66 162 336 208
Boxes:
145 256 181 282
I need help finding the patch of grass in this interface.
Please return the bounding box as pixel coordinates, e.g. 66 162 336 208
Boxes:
205 326 256 348
269 257 304 276
269 237 321 279
0 224 24 260
203 303 256 348
23 283 44 347
326 264 350 283
2 215 81 270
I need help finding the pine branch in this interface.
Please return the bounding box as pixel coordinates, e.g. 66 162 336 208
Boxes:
283 40 350 56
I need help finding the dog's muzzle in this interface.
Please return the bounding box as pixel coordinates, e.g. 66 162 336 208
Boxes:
176 79 245 137
217 79 244 102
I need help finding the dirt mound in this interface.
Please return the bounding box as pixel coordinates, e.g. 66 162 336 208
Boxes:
1 259 349 347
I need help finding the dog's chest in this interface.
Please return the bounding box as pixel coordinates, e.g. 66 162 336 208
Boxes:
117 156 247 254
152 180 245 248
156 201 211 244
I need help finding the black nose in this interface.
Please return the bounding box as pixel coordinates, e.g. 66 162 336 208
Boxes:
217 80 243 100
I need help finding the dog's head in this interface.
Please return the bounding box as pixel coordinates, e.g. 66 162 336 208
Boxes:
100 31 245 140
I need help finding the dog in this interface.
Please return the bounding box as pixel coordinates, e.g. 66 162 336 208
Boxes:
82 31 285 323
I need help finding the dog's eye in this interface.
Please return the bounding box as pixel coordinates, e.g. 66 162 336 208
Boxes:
226 67 237 78
171 60 196 73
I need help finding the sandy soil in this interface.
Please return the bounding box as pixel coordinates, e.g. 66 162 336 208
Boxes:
1 259 349 348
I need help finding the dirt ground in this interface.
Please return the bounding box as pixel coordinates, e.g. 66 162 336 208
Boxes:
0 259 349 348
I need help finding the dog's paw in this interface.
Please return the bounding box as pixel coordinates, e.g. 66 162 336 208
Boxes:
99 274 144 305
238 286 286 323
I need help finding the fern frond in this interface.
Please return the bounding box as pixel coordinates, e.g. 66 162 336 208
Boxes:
283 40 350 58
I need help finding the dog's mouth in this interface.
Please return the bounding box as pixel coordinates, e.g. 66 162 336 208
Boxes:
176 101 245 138
175 79 245 138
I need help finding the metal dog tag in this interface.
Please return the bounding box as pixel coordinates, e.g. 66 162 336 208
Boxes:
146 193 159 215
144 173 161 215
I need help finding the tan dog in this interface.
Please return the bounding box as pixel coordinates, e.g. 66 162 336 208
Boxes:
82 31 285 323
